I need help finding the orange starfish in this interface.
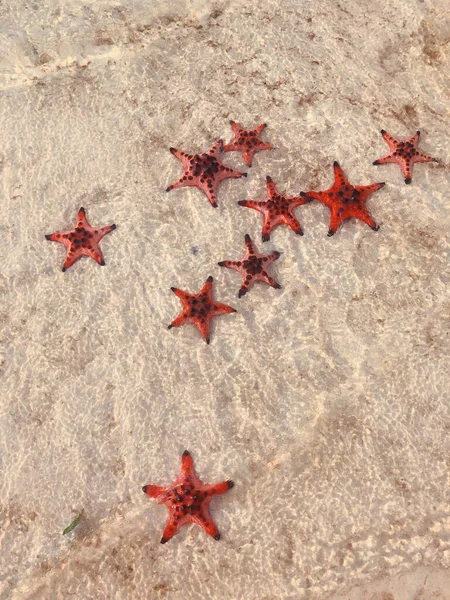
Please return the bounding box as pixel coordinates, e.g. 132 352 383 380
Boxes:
302 162 385 236
45 207 116 271
166 140 246 207
218 234 281 298
168 276 236 344
238 176 310 241
224 121 272 166
143 450 234 544
373 129 438 184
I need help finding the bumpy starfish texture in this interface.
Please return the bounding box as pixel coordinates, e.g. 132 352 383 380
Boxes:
373 130 438 184
168 276 236 344
224 121 272 167
143 450 234 544
218 234 281 298
238 176 310 241
166 140 247 207
45 207 116 271
302 162 385 237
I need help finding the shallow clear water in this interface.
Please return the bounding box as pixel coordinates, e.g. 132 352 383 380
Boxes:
0 0 449 598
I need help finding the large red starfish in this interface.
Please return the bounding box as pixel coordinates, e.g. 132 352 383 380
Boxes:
168 275 236 344
143 450 234 544
166 140 246 207
45 207 116 271
224 121 272 167
302 162 385 237
373 129 438 184
218 234 281 298
238 176 310 241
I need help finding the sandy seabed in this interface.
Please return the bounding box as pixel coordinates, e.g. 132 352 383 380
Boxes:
0 0 449 598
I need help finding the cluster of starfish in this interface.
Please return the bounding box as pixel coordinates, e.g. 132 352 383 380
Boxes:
164 123 437 345
45 125 438 351
43 123 438 544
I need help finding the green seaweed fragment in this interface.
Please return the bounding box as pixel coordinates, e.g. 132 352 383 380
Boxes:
63 513 83 535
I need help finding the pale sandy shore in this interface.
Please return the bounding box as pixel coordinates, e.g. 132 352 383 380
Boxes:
0 0 449 598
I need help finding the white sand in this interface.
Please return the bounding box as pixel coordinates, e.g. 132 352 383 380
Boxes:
0 0 449 598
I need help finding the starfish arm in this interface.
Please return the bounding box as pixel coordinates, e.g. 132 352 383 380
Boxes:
373 154 395 165
211 302 237 316
171 287 191 303
260 271 281 289
327 214 343 237
168 312 188 328
263 250 281 263
45 232 67 243
256 141 272 151
87 247 106 266
203 480 234 496
169 147 192 162
407 131 420 146
197 507 221 540
261 217 276 242
380 129 398 150
223 142 240 152
166 176 190 192
142 484 166 499
332 161 350 189
357 211 379 231
244 234 257 255
62 250 82 272
255 123 267 133
303 191 327 203
237 199 266 214
199 183 219 208
160 518 180 544
283 212 304 235
216 165 247 181
242 149 257 166
77 207 88 227
229 120 240 133
265 175 277 196
358 182 385 196
96 224 116 240
218 260 241 272
238 281 252 298
180 450 196 479
200 275 214 295
195 319 211 344
413 152 438 164
207 140 224 156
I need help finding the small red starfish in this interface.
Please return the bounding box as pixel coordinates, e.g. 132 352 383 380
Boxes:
218 234 281 298
45 207 116 271
224 121 272 167
302 162 385 237
143 450 234 544
238 176 310 241
166 140 246 208
168 275 236 344
373 129 438 184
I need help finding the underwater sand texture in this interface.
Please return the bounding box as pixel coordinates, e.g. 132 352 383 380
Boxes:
0 0 449 598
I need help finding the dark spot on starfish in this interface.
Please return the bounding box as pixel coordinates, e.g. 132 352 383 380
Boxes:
214 533 221 540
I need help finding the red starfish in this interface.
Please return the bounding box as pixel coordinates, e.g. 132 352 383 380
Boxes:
373 129 438 184
302 162 385 237
224 120 272 166
143 450 234 544
166 140 246 208
45 207 116 271
168 275 236 344
218 234 281 298
238 176 310 241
